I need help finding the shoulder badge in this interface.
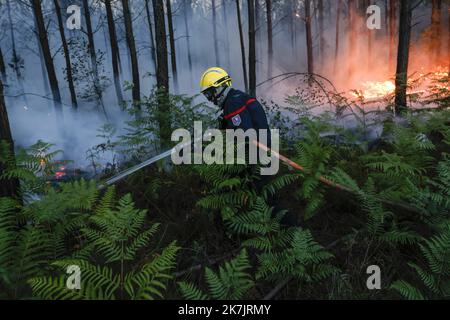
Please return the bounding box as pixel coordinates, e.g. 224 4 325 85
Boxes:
231 114 242 126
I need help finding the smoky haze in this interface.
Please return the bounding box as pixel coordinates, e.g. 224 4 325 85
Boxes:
0 0 448 169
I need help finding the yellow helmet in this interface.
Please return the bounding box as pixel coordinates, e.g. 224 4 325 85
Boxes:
199 67 232 93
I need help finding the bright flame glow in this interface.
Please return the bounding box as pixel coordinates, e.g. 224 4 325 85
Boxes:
350 67 449 100
352 81 396 99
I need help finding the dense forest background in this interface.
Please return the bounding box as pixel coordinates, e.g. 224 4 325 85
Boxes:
0 0 449 300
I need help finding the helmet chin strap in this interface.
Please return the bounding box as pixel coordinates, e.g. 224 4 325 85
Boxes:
214 86 231 107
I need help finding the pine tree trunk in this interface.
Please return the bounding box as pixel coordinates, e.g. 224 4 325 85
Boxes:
6 0 20 81
122 0 141 107
347 0 356 79
183 0 193 75
305 0 314 75
0 2 6 85
31 0 64 128
389 0 397 72
152 0 171 149
367 0 373 67
334 0 342 73
236 0 248 92
7 0 27 106
33 12 51 98
248 0 256 96
0 79 20 200
166 0 178 92
255 0 260 75
394 0 412 114
266 0 273 79
287 1 295 57
430 0 442 63
212 0 220 65
318 0 325 66
144 0 157 73
82 0 106 115
384 0 389 38
0 46 6 84
0 80 12 147
105 0 124 106
54 0 77 111
222 0 231 70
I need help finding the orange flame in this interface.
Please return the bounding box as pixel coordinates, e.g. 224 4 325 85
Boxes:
349 67 449 100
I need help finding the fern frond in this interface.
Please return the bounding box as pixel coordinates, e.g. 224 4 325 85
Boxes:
391 280 426 300
178 282 209 300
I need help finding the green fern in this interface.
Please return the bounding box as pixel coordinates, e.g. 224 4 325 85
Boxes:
257 228 338 282
390 280 426 300
391 224 450 299
178 282 209 300
178 250 253 300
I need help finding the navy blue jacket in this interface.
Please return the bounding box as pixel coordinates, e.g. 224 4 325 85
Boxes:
220 89 270 135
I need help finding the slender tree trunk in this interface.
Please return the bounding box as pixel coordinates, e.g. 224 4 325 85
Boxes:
144 0 157 73
153 0 169 90
384 0 389 38
347 0 356 79
6 0 20 81
394 0 412 114
389 0 397 72
236 0 248 92
152 0 171 149
222 0 231 70
266 0 273 79
255 0 260 75
122 0 141 106
334 0 342 74
305 0 314 75
105 0 124 106
82 0 106 115
318 0 325 65
0 2 6 88
212 0 220 65
166 0 179 92
0 47 6 84
7 0 27 106
0 79 20 200
430 0 442 63
366 0 373 67
287 1 295 57
31 0 64 129
183 0 193 75
248 0 256 96
102 18 110 63
54 0 78 111
33 12 51 99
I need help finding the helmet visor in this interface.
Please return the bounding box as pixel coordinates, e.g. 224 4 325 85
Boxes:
202 87 216 102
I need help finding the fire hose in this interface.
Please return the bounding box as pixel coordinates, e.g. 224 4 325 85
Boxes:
99 137 421 214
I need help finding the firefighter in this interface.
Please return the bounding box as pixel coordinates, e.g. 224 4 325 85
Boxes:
199 67 297 226
199 67 270 139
